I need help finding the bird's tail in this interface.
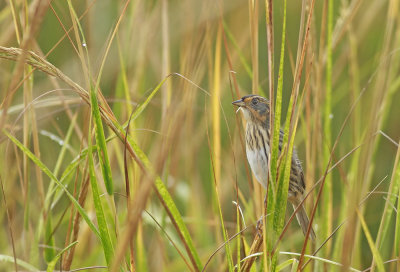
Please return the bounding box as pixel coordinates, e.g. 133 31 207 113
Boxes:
292 200 316 242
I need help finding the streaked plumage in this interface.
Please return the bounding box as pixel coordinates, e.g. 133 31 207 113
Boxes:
233 94 316 241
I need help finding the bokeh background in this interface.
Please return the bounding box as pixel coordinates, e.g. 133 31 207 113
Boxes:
1 0 400 271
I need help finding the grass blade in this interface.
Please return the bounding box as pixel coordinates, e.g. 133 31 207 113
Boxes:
130 75 171 122
392 144 400 258
395 161 400 256
88 126 115 268
321 0 334 254
279 251 362 272
67 0 114 196
90 87 114 195
269 1 288 270
276 258 297 272
3 129 100 239
110 76 202 270
46 241 78 272
44 216 55 263
120 127 203 270
270 0 287 195
375 143 400 253
0 255 39 272
153 174 202 270
356 209 385 271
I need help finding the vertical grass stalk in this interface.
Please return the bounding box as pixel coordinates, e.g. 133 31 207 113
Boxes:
322 0 333 254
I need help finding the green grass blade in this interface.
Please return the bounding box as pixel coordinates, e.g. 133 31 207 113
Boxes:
0 254 39 271
110 75 202 270
3 129 100 239
90 87 114 195
136 224 149 272
276 258 297 272
116 36 133 116
44 113 78 208
222 20 252 78
270 0 287 193
88 131 115 268
269 3 288 270
51 152 87 208
52 113 77 178
289 259 299 272
67 0 113 196
153 174 202 270
273 9 295 237
273 100 297 272
236 204 241 271
274 126 295 234
209 154 234 271
375 145 400 252
357 209 385 272
52 134 118 208
279 252 362 271
393 149 400 257
44 216 55 263
46 241 78 272
321 0 334 251
215 192 234 271
130 75 170 122
115 122 202 270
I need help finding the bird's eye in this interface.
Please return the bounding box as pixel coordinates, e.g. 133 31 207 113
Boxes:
252 98 259 105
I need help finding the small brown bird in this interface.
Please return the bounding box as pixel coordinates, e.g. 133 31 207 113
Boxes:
233 94 316 241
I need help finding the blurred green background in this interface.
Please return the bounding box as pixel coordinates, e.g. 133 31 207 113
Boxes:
1 0 400 271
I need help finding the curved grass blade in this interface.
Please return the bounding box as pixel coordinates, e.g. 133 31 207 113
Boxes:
51 133 119 209
289 259 299 272
112 120 202 271
276 258 297 272
0 254 38 272
45 112 78 208
279 252 362 272
153 174 203 271
130 75 171 122
0 46 201 271
104 74 202 270
51 150 87 208
46 241 78 272
3 129 100 239
113 74 203 269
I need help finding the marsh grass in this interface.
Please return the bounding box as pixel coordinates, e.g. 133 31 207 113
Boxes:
1 0 400 271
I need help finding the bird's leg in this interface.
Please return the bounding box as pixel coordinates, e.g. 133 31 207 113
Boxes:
256 216 264 237
263 193 268 209
255 193 269 236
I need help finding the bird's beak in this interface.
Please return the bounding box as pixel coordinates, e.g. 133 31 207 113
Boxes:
232 99 245 107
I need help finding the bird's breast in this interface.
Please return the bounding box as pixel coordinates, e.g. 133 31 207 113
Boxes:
245 123 270 188
246 148 269 188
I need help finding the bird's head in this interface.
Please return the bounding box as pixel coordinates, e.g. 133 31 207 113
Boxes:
232 95 270 124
